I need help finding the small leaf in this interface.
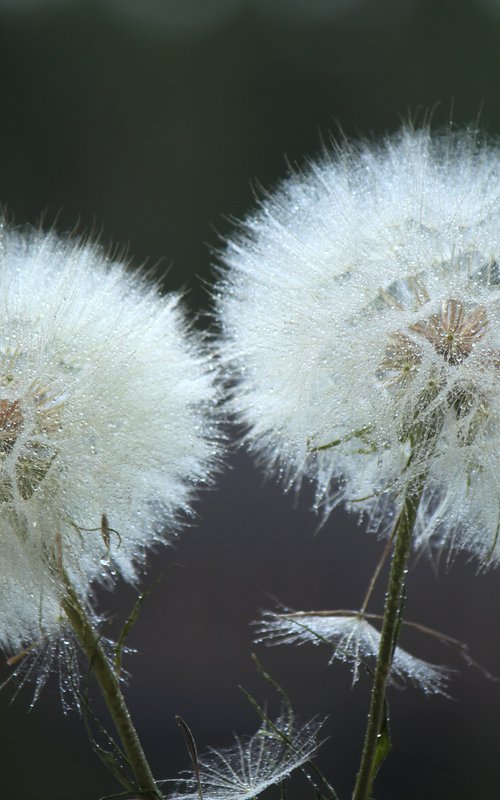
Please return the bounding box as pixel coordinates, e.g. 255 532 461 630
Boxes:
114 573 165 676
250 652 293 713
176 716 203 800
77 682 135 793
370 697 391 785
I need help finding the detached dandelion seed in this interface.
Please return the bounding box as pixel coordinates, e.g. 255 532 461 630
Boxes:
217 127 500 564
170 711 324 800
256 610 451 694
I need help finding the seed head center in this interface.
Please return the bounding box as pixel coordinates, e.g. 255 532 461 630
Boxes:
410 298 488 365
0 399 23 454
378 298 491 387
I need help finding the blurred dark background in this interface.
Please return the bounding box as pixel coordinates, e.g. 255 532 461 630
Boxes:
0 1 500 798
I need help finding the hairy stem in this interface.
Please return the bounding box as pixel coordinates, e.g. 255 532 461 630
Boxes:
352 484 423 800
62 582 161 800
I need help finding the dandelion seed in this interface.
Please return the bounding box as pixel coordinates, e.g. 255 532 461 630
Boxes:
170 711 323 800
256 610 451 694
216 127 500 563
0 225 219 672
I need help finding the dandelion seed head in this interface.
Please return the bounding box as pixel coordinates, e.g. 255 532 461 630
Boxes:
0 225 219 657
217 127 500 562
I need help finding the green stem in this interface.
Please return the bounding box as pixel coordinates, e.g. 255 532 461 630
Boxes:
352 484 423 800
62 583 161 800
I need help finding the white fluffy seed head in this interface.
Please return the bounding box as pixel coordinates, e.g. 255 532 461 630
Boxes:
217 127 500 563
0 225 219 655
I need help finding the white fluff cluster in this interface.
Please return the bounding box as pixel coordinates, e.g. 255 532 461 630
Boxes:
217 128 500 562
170 710 323 800
0 226 218 655
256 611 450 694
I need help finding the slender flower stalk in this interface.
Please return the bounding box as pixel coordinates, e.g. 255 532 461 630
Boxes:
352 482 423 800
353 398 444 796
61 579 161 799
